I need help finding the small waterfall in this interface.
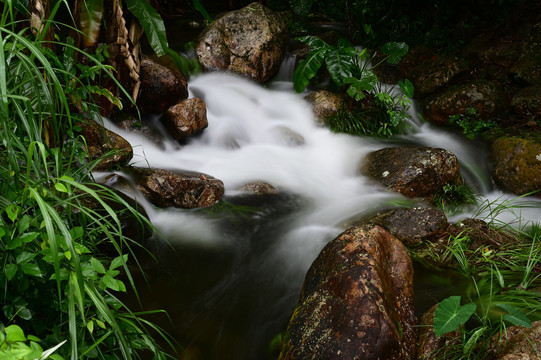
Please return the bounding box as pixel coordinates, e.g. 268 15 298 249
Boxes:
104 70 541 360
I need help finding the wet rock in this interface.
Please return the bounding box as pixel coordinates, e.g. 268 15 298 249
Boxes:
423 80 508 125
511 86 541 119
489 134 541 197
304 90 349 126
462 31 523 68
408 56 469 98
116 118 166 149
360 146 461 200
137 57 189 114
367 207 449 247
398 45 439 78
490 320 541 359
279 225 417 360
510 53 541 87
196 2 288 82
417 304 461 359
161 98 208 140
125 167 224 208
77 120 133 171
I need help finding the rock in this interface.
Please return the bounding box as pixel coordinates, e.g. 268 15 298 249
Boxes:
360 146 461 200
462 31 523 68
511 86 541 119
137 57 189 114
423 80 508 125
417 304 461 359
77 120 133 171
304 90 349 126
125 167 224 208
149 0 191 18
279 225 417 360
408 56 469 98
510 54 541 87
196 2 288 82
161 98 208 140
238 182 277 195
489 134 541 197
116 118 166 149
367 207 449 247
490 320 541 359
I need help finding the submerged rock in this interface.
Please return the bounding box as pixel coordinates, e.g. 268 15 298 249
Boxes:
360 146 461 200
77 120 133 171
161 97 208 140
196 2 288 82
125 167 224 208
489 133 541 197
422 80 508 125
137 57 189 114
279 225 417 360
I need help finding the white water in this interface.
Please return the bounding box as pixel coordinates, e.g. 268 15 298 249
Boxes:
103 70 541 359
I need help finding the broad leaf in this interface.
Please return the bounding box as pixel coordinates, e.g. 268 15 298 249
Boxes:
433 296 476 336
3 324 26 342
498 303 532 328
326 47 354 87
78 0 104 48
293 49 326 93
126 0 168 56
398 79 414 98
381 42 409 64
296 35 329 51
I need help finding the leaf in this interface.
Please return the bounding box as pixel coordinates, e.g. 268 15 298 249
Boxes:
398 79 414 98
79 0 104 48
20 263 42 277
464 326 487 355
87 86 123 110
16 252 36 264
19 232 39 243
325 47 354 87
16 307 32 320
90 257 106 274
192 0 212 22
293 49 326 93
6 204 20 222
296 35 329 50
126 0 169 57
54 182 69 193
498 303 532 328
5 264 18 280
110 254 128 270
433 296 477 336
4 324 26 342
381 42 409 64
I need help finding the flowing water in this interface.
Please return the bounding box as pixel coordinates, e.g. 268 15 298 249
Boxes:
104 64 541 359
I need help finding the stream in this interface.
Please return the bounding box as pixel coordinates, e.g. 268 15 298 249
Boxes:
104 62 541 360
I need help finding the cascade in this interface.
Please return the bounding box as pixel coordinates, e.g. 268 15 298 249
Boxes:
103 68 541 360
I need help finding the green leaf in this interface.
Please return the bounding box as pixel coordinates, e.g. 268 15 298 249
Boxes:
6 204 20 222
4 324 26 342
20 263 42 277
54 182 69 193
293 49 326 93
78 0 104 48
325 48 354 87
296 35 329 50
192 0 212 22
498 303 532 328
381 42 409 64
16 307 32 320
19 232 39 243
87 86 123 110
6 237 23 250
16 252 36 264
126 0 168 57
5 264 18 280
433 296 477 336
90 257 106 274
464 326 486 355
398 79 414 98
110 254 128 270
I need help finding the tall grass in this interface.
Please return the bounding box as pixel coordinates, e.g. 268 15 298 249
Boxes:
0 3 172 359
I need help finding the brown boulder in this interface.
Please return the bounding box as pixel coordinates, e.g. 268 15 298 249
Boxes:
304 90 349 126
361 146 461 200
279 225 417 360
125 167 224 208
417 304 461 359
511 86 541 119
137 57 188 114
77 120 133 171
196 2 288 82
408 56 469 98
161 98 208 140
490 320 541 359
423 80 508 125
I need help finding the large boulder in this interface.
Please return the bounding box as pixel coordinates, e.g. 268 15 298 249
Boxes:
360 146 461 200
137 57 188 114
77 120 133 171
408 56 469 98
422 80 508 125
161 97 208 140
196 2 288 82
279 225 417 360
304 90 349 126
489 133 541 197
124 167 224 208
511 86 541 119
490 320 541 359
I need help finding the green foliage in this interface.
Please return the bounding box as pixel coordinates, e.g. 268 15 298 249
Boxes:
433 296 477 336
0 4 172 359
126 0 169 57
448 108 497 139
433 182 478 215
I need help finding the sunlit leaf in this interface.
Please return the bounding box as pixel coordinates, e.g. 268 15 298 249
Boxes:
433 296 476 336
